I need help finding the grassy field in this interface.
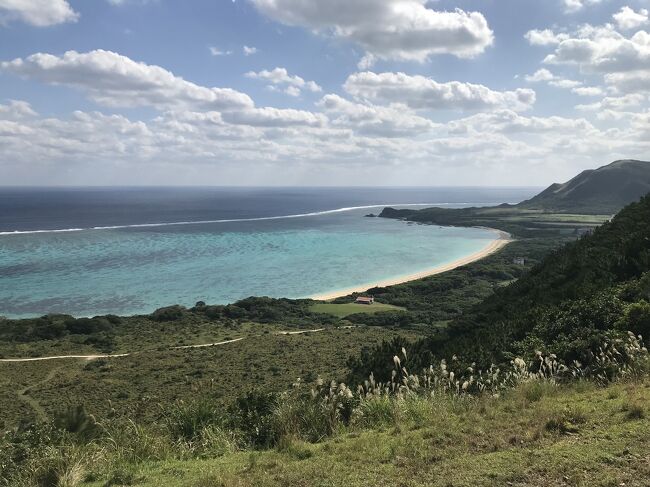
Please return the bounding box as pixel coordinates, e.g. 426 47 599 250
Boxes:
309 302 405 318
80 378 650 487
0 324 420 425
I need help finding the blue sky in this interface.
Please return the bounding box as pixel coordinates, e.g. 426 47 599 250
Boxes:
0 0 649 186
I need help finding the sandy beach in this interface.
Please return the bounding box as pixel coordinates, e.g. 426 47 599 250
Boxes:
310 229 512 301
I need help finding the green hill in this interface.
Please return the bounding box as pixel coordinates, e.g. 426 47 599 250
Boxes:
518 159 650 214
353 193 650 380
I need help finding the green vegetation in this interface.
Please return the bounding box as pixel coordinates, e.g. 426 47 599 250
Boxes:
2 334 648 487
379 206 610 237
519 159 650 214
3 162 650 486
309 302 405 318
0 325 417 424
354 194 650 382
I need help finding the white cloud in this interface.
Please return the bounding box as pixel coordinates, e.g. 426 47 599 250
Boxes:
542 26 650 94
2 97 649 185
284 86 301 97
576 93 648 111
245 67 322 96
449 109 596 135
0 99 37 119
243 46 258 56
613 6 648 31
543 27 649 73
209 47 232 56
357 54 376 70
222 107 326 127
550 79 582 88
0 50 254 112
604 70 650 94
344 71 536 112
0 0 78 26
563 0 604 14
525 68 556 82
249 0 494 62
318 94 436 137
525 29 569 46
524 69 583 89
572 86 604 96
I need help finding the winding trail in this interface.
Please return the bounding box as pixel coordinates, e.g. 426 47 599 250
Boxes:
17 364 66 421
172 337 245 350
0 327 344 362
0 353 130 363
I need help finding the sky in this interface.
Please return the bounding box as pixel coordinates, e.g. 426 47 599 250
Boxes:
0 0 649 186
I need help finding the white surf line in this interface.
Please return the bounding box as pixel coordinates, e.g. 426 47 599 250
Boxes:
0 202 497 236
172 337 245 349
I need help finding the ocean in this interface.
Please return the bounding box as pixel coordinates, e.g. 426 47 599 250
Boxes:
0 187 538 318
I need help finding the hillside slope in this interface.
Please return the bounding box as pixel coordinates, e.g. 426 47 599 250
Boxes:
82 379 650 487
518 159 650 214
355 193 650 377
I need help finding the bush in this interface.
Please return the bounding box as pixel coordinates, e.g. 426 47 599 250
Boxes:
151 305 185 322
65 317 112 335
54 406 99 443
353 396 398 428
165 399 222 442
622 301 650 337
31 446 89 487
227 392 278 448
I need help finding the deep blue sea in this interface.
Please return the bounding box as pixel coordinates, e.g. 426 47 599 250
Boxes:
0 187 538 318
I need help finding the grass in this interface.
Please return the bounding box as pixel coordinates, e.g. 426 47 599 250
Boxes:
78 379 650 487
309 302 406 318
0 325 419 425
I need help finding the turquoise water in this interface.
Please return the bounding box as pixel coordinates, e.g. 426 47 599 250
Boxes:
0 208 498 318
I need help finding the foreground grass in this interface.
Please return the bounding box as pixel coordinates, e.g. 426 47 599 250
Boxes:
78 379 650 487
309 302 405 318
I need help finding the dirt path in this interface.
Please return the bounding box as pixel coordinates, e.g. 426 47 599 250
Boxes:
0 327 339 362
17 364 66 421
0 353 130 363
275 328 326 335
172 337 245 349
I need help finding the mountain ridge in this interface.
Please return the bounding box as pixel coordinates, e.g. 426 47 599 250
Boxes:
517 159 650 214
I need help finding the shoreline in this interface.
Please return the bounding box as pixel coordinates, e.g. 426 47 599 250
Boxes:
309 228 512 301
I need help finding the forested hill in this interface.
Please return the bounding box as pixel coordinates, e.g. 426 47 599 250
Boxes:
517 159 650 214
379 160 650 225
351 194 650 379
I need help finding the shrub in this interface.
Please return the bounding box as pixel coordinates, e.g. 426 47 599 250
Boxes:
165 399 222 442
517 380 557 403
353 396 398 428
622 301 650 337
545 406 587 434
151 305 185 322
622 402 645 421
227 392 278 448
54 406 99 443
30 446 91 487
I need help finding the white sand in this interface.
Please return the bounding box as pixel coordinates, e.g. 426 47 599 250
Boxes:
310 229 512 301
